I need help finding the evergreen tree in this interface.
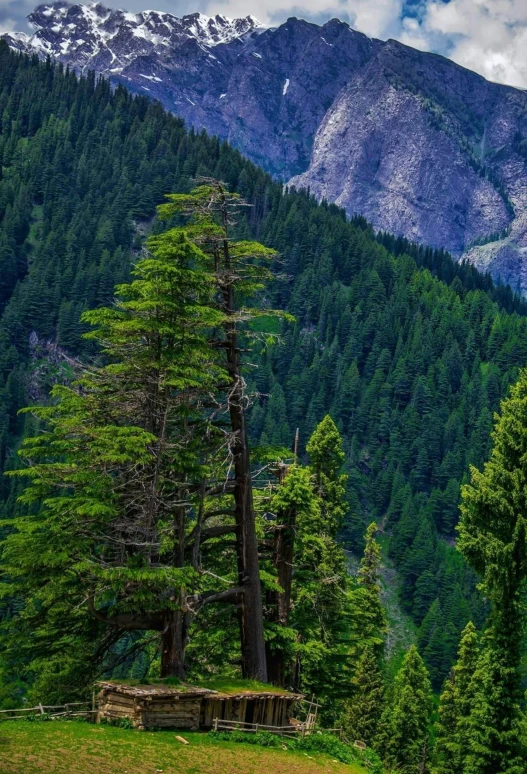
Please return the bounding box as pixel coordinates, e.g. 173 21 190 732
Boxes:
306 414 347 533
354 522 387 656
458 369 527 772
342 644 385 747
1 223 235 686
159 180 284 682
433 621 480 774
379 645 433 774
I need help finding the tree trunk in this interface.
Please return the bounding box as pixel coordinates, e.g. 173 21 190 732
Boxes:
266 487 296 686
160 610 188 679
227 353 267 681
218 199 267 682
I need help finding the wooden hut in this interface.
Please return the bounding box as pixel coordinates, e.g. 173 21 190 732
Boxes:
200 689 304 729
96 682 211 730
96 681 304 732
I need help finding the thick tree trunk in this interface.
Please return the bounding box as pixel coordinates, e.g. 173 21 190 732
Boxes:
227 351 267 681
218 207 267 682
160 610 188 679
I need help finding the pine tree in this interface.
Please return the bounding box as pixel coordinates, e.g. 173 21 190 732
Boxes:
433 621 480 774
342 644 385 747
264 464 316 686
458 369 527 772
306 414 347 534
353 522 387 654
3 225 229 686
463 628 525 774
379 645 433 774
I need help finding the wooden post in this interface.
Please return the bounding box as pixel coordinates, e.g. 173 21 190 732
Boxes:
294 428 299 463
38 703 44 716
213 717 218 732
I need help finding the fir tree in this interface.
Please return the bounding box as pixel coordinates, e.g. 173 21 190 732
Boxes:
306 414 347 534
354 522 387 655
2 225 229 686
433 621 480 774
379 645 433 774
342 644 385 747
458 369 527 772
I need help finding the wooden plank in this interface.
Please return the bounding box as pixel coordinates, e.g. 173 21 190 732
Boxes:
102 695 136 708
147 702 200 712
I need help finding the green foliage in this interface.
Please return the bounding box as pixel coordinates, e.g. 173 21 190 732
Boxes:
0 45 526 736
433 621 480 774
0 199 266 691
285 423 387 714
342 645 385 747
103 716 135 730
378 645 433 774
458 371 527 772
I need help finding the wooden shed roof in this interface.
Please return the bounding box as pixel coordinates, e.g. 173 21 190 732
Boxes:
96 681 303 702
96 681 213 698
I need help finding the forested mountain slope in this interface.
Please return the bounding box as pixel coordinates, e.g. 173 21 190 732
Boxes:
6 3 527 291
1 44 527 687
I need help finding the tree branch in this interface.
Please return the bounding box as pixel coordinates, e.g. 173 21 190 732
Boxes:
87 596 164 631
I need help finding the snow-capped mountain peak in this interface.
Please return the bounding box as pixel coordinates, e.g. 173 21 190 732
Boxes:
5 3 262 73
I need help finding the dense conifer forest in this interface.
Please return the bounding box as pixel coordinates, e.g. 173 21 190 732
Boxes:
0 43 527 773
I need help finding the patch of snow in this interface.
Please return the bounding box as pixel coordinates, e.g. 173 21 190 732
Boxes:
283 78 290 95
320 37 333 46
187 97 196 105
140 73 162 82
252 52 262 58
219 93 227 98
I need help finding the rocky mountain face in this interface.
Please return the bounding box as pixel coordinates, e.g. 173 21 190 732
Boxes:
6 3 527 291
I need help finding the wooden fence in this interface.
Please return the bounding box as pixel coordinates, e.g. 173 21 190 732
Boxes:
0 702 96 722
212 717 342 740
212 717 300 737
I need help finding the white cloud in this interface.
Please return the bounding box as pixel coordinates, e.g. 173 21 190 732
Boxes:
0 18 17 33
401 0 527 88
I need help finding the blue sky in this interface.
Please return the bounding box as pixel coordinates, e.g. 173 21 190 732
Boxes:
1 0 526 88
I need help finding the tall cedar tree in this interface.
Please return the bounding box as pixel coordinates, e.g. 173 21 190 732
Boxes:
283 422 387 714
2 228 231 685
158 180 283 682
433 621 480 774
2 190 278 685
378 645 433 774
458 368 527 772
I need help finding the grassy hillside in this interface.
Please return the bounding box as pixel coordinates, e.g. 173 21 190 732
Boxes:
0 721 365 774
